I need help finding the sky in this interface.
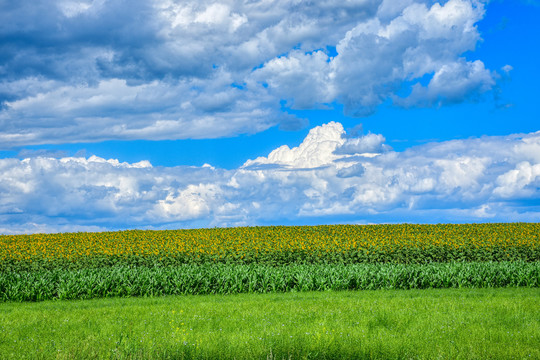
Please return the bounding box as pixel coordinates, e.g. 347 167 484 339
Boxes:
0 0 539 234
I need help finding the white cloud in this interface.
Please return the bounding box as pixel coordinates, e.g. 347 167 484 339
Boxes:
0 76 282 145
250 50 336 109
243 121 389 170
152 183 222 221
397 59 496 107
336 133 390 155
243 121 346 168
0 0 501 147
1 122 539 234
502 64 513 73
253 0 495 116
494 162 540 198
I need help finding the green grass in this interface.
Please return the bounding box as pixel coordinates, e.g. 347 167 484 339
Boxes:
1 287 539 359
2 261 539 302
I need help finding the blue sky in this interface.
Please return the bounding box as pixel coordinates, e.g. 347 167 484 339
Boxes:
0 0 539 234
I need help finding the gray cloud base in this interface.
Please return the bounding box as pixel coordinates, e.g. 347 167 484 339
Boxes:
1 122 539 234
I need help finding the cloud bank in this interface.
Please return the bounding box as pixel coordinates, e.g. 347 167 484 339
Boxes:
1 122 539 234
1 0 499 147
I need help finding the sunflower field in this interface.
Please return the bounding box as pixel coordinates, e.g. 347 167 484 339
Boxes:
1 223 539 301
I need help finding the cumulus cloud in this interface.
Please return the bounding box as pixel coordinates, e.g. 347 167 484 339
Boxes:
243 122 390 169
395 59 496 107
494 162 540 198
1 122 539 234
243 122 346 168
0 154 230 232
255 0 496 115
335 133 390 155
0 0 502 147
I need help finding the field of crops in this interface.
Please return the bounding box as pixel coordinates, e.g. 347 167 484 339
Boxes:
1 223 539 301
2 262 539 302
2 223 539 269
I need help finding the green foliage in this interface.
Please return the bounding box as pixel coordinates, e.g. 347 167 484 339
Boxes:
1 262 539 302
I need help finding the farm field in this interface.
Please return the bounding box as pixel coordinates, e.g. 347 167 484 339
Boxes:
2 261 539 301
1 288 539 359
1 223 539 301
2 223 539 270
1 223 539 358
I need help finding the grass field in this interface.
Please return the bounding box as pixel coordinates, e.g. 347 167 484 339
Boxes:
1 287 539 359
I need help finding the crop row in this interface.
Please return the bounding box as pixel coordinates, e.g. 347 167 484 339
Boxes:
2 262 539 302
1 223 539 270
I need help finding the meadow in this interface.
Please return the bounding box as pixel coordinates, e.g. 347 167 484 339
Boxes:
1 288 539 359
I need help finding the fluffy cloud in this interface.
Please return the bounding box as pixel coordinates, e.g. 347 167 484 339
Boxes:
254 0 494 115
243 122 346 168
0 76 282 146
0 0 501 147
0 154 231 232
494 162 540 198
1 122 539 234
396 59 496 107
